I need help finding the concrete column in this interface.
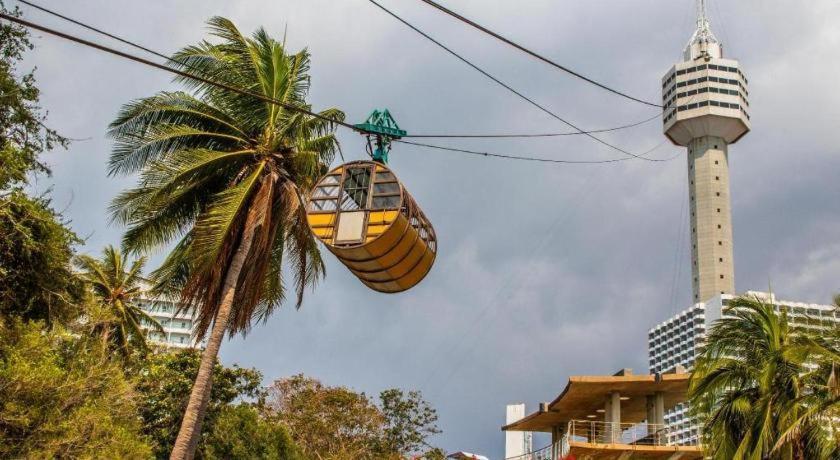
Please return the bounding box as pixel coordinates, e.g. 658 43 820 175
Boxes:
687 135 735 303
646 395 656 428
604 392 621 443
654 392 666 445
654 392 665 425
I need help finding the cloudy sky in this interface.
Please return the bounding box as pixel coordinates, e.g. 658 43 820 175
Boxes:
18 0 840 457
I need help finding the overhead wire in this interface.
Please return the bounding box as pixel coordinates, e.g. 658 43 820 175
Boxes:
3 4 676 166
367 0 663 162
414 0 663 108
0 11 374 135
403 111 662 139
18 0 662 142
396 138 677 164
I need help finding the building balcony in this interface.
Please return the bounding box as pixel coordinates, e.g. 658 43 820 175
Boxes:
506 421 699 460
503 369 702 459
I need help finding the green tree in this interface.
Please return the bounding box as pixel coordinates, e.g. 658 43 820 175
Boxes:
267 375 386 460
75 245 163 356
0 0 67 188
0 1 82 326
379 388 441 457
107 17 343 458
266 375 444 460
134 348 264 459
689 295 840 459
0 320 152 458
0 192 84 325
203 404 305 460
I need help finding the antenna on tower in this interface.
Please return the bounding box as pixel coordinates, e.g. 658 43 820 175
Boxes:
688 0 719 47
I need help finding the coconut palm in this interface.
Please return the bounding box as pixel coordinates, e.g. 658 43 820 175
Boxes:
689 295 840 459
108 17 343 459
74 245 163 355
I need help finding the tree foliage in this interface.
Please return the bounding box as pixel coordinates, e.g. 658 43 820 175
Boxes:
267 375 442 459
133 348 264 459
203 404 305 460
0 1 67 189
380 388 442 456
689 295 840 460
0 1 81 327
0 320 152 458
0 191 84 325
75 245 163 356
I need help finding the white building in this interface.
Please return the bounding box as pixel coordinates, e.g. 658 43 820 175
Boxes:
650 0 838 447
648 292 839 445
662 0 749 304
137 297 205 349
504 404 532 459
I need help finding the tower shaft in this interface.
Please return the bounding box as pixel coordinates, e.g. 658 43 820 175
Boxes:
687 136 734 302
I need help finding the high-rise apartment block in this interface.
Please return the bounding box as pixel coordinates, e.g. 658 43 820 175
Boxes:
137 298 205 349
649 292 839 445
649 0 838 448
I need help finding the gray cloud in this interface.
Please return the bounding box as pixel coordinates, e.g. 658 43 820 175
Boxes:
22 0 840 456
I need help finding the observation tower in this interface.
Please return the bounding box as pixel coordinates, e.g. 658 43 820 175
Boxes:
661 0 750 303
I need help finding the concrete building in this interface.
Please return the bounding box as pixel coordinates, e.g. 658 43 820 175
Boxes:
648 292 839 445
651 0 839 446
504 404 532 459
137 297 205 349
661 0 749 304
502 369 702 459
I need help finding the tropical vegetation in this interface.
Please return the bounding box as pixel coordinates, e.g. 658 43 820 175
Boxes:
75 245 163 356
107 16 344 458
689 294 840 460
1 5 445 458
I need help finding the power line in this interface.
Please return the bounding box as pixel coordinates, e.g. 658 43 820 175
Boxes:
397 139 677 164
19 0 662 142
2 7 673 167
367 0 661 162
404 112 661 139
0 11 364 134
415 0 662 108
16 0 175 64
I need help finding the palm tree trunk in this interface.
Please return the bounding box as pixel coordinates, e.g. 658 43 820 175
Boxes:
169 229 256 460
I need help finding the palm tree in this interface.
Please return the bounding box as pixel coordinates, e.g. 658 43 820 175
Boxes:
74 245 163 356
689 294 840 459
108 17 343 460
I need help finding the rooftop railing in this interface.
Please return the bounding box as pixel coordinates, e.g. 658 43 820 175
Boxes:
505 420 699 460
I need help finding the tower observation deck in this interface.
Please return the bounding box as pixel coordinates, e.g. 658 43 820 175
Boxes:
662 0 750 303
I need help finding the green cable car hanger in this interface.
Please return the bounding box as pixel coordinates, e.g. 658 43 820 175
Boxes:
355 109 407 164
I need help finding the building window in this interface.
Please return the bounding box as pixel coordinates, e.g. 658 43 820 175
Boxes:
717 224 721 229
715 176 720 180
718 241 723 246
720 275 724 279
717 208 721 213
715 160 719 164
719 258 723 262
716 192 720 196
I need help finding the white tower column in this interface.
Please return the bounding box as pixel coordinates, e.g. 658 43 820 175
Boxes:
662 0 749 304
688 136 735 302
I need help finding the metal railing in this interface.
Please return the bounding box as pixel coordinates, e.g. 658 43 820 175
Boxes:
567 420 670 446
503 443 557 460
504 420 701 460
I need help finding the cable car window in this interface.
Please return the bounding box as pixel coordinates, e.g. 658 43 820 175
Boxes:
340 167 371 210
312 185 338 199
374 171 396 182
310 199 337 212
372 196 401 209
373 182 400 195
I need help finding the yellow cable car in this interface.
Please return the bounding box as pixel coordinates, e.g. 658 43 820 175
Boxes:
306 160 437 293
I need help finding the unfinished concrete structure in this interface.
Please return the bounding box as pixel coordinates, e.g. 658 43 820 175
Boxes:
661 0 750 303
502 369 702 459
